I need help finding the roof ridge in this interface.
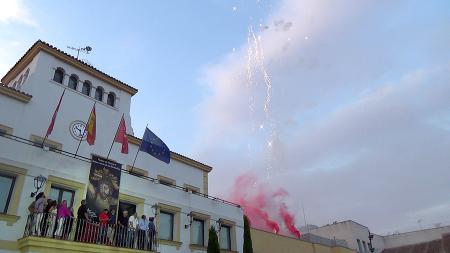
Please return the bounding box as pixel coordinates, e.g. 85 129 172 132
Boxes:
1 40 138 95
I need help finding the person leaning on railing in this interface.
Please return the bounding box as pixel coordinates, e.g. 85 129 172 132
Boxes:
148 217 156 250
128 212 138 248
138 215 149 250
98 209 109 244
117 210 129 247
75 200 90 242
33 193 47 236
55 200 71 239
107 209 116 245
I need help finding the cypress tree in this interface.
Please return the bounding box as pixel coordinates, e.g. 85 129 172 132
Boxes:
243 215 254 253
207 226 220 253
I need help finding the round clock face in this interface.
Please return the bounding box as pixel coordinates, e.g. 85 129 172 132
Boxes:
69 120 87 140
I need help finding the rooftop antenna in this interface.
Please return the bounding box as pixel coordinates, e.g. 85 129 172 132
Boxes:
67 45 93 59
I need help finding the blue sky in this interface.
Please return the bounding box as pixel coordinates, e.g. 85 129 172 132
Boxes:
0 0 275 152
1 0 450 234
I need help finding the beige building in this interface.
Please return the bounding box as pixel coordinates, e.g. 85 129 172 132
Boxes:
251 228 356 253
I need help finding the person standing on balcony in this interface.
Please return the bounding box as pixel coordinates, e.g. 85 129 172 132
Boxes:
117 210 129 247
33 193 47 236
44 200 57 237
107 209 116 245
75 200 90 242
64 208 75 240
137 214 149 250
98 209 109 244
148 217 156 250
128 212 139 248
55 200 71 239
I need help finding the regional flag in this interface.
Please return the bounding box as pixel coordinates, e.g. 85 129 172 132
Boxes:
86 105 96 145
45 89 66 138
139 127 171 164
114 115 128 154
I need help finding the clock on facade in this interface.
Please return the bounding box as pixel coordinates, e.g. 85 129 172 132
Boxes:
69 120 87 140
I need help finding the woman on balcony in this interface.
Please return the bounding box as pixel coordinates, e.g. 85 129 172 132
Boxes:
44 200 57 237
33 193 47 236
54 200 71 239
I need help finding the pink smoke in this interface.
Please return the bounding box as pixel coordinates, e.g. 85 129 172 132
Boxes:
279 203 301 238
228 173 301 238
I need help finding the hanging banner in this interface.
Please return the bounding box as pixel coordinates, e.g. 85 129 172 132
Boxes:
86 155 122 218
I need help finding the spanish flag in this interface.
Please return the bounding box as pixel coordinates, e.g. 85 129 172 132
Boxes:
114 115 128 154
86 105 96 145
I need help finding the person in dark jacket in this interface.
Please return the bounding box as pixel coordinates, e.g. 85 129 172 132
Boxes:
116 210 129 247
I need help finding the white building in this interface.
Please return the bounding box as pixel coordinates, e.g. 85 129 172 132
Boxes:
0 40 244 253
308 220 450 253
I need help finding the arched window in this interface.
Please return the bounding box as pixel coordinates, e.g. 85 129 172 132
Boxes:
68 75 78 90
18 75 23 86
82 81 91 96
22 68 30 85
53 67 65 84
95 86 104 101
107 92 116 107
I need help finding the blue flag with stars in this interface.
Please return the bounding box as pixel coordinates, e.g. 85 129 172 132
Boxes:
139 127 171 164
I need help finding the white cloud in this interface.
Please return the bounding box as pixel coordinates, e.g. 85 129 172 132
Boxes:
0 0 37 27
194 0 450 234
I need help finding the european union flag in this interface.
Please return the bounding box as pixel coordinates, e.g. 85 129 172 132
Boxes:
139 127 171 164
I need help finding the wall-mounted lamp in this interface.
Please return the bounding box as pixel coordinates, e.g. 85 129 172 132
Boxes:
151 204 159 216
185 212 194 229
30 175 46 198
368 231 375 253
216 218 224 233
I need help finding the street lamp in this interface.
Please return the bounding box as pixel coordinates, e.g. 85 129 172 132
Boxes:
368 231 375 253
30 175 46 198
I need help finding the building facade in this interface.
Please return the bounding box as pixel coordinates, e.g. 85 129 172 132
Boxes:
250 228 356 253
308 220 450 253
0 40 244 253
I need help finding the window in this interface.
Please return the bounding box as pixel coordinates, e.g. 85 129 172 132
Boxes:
107 92 115 107
95 86 104 101
12 81 17 89
192 219 205 246
119 201 137 217
30 135 63 152
157 175 176 187
357 239 363 253
53 67 65 84
22 68 30 85
160 211 174 241
82 81 91 96
17 75 23 86
49 186 75 208
220 225 231 250
0 174 16 214
363 241 368 252
184 184 200 194
68 75 78 90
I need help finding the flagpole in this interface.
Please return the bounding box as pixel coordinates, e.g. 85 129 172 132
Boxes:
106 113 124 160
130 124 147 174
42 88 66 148
74 101 96 157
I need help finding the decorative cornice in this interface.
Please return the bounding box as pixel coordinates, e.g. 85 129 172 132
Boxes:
127 134 213 173
1 40 138 96
0 83 32 103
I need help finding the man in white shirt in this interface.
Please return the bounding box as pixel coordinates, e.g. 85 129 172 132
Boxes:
127 212 138 248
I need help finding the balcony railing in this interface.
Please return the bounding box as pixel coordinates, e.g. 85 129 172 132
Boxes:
23 213 158 252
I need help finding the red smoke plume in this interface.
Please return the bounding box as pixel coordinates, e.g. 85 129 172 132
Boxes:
279 203 301 238
228 173 301 238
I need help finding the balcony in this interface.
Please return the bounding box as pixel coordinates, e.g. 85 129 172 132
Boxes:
21 213 158 253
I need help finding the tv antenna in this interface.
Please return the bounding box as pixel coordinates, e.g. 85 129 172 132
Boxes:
67 45 93 59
